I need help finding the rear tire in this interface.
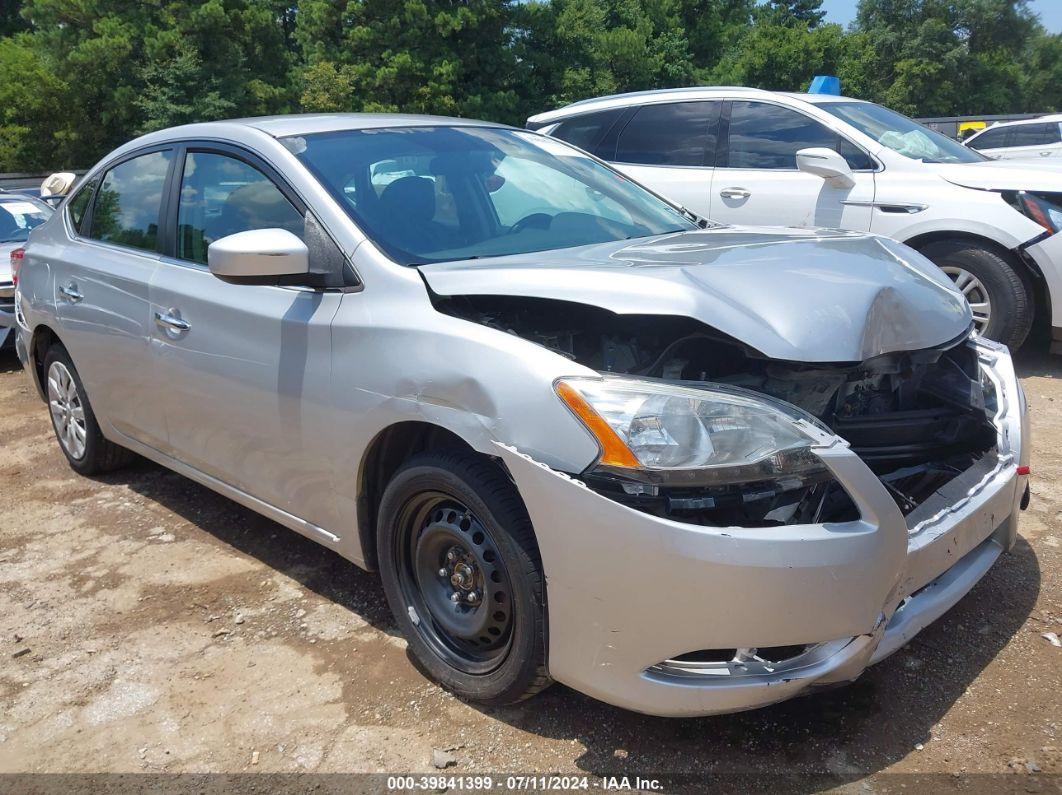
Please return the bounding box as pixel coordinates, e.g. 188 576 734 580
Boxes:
376 449 551 705
43 344 134 475
917 239 1033 349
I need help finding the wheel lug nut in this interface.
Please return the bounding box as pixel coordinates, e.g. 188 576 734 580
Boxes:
450 592 461 603
438 568 448 577
467 591 479 604
446 551 456 561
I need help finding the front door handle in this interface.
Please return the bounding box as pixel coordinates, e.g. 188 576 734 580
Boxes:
58 283 83 303
155 310 190 332
719 187 751 200
1041 151 1053 157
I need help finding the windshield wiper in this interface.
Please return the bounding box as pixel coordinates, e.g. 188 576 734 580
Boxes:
678 206 709 228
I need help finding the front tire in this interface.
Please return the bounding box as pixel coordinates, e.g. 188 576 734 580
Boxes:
377 449 550 705
918 239 1033 349
43 344 134 475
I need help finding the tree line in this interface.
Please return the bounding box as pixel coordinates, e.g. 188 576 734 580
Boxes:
1 0 1059 172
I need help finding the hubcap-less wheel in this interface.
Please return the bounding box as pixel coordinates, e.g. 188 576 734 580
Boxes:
47 361 87 460
942 265 992 332
395 493 514 675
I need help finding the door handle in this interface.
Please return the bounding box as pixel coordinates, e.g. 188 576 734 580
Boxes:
1041 151 1053 157
155 311 190 332
58 283 83 303
719 187 751 200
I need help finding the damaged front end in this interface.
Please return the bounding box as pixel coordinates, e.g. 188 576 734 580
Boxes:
436 294 997 527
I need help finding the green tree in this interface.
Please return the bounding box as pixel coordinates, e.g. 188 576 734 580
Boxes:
296 0 521 122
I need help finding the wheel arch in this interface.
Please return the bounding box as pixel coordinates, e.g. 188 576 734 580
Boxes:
26 324 64 401
904 230 1049 329
357 421 484 571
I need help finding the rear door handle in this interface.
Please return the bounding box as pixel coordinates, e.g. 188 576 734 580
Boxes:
155 311 190 332
719 187 751 200
58 283 83 303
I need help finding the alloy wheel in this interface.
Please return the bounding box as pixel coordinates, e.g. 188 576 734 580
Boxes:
47 360 87 460
942 265 992 333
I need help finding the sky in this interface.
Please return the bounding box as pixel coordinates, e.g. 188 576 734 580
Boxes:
819 0 1062 32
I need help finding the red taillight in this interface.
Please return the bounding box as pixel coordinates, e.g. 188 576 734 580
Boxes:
10 247 24 287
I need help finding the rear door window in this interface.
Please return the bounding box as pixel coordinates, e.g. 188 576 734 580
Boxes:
726 101 874 170
615 102 718 167
1010 123 1061 147
88 150 172 252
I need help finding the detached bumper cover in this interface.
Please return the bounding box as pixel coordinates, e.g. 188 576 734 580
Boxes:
498 340 1028 717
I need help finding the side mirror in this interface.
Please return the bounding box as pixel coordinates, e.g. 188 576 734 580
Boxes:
41 172 78 198
207 228 309 283
795 148 855 189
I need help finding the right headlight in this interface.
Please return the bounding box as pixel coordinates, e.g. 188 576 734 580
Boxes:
1004 190 1062 234
555 377 830 486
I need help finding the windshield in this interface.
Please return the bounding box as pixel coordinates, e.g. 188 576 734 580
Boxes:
820 102 985 164
0 196 52 244
288 126 696 265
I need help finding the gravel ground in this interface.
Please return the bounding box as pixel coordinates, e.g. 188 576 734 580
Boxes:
0 341 1059 791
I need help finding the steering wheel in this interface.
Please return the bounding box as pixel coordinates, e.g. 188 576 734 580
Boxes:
508 213 552 234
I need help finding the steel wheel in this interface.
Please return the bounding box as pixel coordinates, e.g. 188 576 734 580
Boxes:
942 265 992 333
47 360 87 460
394 492 514 675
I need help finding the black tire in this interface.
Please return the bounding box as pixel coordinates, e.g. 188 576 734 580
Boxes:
376 448 550 705
42 344 135 475
918 239 1033 349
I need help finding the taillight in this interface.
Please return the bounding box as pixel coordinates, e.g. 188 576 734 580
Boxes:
10 247 24 287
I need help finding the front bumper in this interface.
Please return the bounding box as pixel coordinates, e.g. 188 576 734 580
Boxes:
498 340 1029 717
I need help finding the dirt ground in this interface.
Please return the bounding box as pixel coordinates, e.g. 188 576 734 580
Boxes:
0 338 1059 791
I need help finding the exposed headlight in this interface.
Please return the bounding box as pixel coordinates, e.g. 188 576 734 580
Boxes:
1004 191 1062 234
555 377 830 486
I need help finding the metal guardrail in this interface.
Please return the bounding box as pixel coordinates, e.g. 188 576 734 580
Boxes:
0 171 86 192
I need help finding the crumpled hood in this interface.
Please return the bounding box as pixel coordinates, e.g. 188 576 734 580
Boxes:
420 227 972 363
934 160 1062 192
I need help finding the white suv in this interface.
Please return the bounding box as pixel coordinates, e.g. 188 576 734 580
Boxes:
964 115 1062 161
529 87 1062 350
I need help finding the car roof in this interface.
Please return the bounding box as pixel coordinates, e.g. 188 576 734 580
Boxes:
977 114 1062 131
527 87 869 124
199 113 510 139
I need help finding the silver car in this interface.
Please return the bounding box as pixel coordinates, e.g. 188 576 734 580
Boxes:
1 192 52 348
14 115 1030 717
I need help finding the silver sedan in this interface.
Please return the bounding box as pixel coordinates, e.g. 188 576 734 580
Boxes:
14 114 1029 716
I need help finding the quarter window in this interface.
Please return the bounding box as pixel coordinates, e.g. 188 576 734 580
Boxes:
176 152 304 265
66 178 97 234
615 102 718 167
727 101 873 170
550 108 625 155
968 127 1010 150
88 151 172 252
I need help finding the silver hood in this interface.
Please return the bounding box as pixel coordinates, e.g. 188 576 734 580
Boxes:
420 227 972 363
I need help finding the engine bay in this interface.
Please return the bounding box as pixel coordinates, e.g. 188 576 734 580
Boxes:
437 294 997 526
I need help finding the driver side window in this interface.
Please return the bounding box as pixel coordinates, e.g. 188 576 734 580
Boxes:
176 152 304 265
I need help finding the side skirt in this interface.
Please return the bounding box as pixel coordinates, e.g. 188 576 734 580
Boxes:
110 429 347 551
